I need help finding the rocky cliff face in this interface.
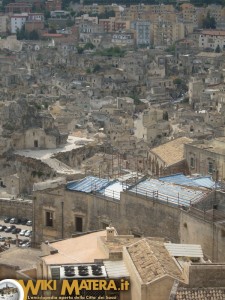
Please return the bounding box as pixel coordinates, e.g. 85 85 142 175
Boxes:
2 98 42 134
1 98 59 137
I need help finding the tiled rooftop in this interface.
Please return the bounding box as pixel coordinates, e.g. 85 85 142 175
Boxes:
127 239 183 284
201 30 225 36
150 137 193 166
102 236 141 252
176 288 225 299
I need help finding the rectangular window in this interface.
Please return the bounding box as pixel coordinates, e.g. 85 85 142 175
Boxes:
46 211 53 227
75 217 83 232
208 162 213 174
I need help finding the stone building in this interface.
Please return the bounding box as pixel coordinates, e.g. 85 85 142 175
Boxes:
184 137 225 180
3 226 225 300
148 137 192 176
25 13 44 33
134 108 171 144
41 228 186 300
111 31 135 47
131 20 151 46
199 30 225 50
152 21 185 47
31 173 225 263
13 128 60 149
0 99 68 151
0 15 9 35
188 76 205 105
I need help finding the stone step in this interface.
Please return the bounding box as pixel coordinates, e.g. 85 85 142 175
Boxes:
42 158 77 174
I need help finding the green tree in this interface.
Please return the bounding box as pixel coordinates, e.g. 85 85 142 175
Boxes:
96 46 126 57
98 10 115 19
173 78 182 85
202 11 216 29
129 92 141 105
165 43 176 54
44 10 51 19
2 0 11 10
215 44 221 53
93 64 101 72
70 10 76 18
16 25 28 40
77 46 84 54
29 30 39 40
84 42 95 50
48 25 56 33
66 18 75 27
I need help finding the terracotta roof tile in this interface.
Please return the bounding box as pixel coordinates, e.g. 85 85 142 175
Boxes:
176 288 225 299
150 137 193 166
127 239 184 283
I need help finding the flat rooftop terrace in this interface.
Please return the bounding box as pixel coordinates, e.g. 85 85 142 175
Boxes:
128 178 208 207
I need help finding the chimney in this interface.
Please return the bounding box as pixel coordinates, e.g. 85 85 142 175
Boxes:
106 226 115 241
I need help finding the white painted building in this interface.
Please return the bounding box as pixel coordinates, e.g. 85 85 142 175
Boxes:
131 20 151 46
10 13 28 34
111 32 134 46
199 30 225 50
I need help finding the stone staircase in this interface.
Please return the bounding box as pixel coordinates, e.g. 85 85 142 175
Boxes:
42 158 78 175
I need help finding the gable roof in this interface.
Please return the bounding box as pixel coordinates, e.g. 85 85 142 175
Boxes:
150 137 193 166
126 238 183 284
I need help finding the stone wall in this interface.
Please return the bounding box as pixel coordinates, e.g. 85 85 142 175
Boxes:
0 198 32 219
88 193 121 233
32 184 225 262
53 143 105 168
33 187 181 245
0 264 33 280
13 155 55 194
180 210 225 262
0 264 19 280
193 190 217 211
120 191 181 242
188 264 225 287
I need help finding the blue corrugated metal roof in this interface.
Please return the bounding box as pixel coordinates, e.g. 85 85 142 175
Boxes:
66 176 111 193
192 177 216 189
159 174 200 187
128 178 207 207
159 173 216 189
